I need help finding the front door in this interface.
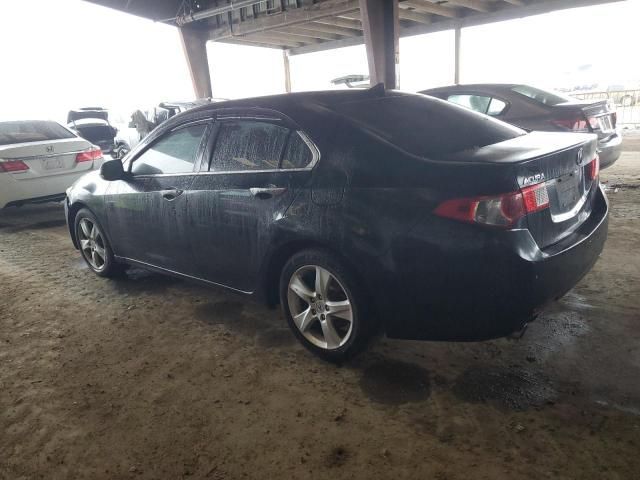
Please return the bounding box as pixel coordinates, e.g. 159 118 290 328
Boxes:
187 117 317 292
105 121 210 275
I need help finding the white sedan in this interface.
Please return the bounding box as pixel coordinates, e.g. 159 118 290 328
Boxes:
0 120 104 208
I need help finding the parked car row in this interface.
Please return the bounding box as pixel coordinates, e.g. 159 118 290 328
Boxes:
0 100 214 209
64 86 608 361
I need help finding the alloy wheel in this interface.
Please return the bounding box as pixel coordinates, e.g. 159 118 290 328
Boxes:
287 265 354 350
78 218 107 271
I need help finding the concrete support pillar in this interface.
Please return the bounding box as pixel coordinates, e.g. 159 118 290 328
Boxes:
283 50 292 93
359 0 399 89
179 25 213 99
454 27 461 85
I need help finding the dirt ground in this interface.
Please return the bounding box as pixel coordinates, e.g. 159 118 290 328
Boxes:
1 140 639 480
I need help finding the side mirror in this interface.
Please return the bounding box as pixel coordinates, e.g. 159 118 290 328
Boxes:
100 158 125 181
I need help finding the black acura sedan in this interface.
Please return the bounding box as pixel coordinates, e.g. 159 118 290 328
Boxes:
65 87 608 361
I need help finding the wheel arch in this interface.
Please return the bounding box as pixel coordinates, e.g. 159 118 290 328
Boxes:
67 201 90 249
261 238 369 308
67 202 113 251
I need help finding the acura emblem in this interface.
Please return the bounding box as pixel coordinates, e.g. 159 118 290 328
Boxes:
576 148 583 166
46 145 54 153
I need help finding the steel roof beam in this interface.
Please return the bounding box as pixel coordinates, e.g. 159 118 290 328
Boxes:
314 16 363 29
400 1 459 18
276 26 342 41
398 9 432 24
443 0 491 13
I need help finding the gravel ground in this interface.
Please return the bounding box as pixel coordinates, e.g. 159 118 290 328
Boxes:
1 149 639 480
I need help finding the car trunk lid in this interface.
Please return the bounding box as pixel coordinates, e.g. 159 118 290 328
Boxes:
554 99 617 138
0 137 98 177
444 131 600 249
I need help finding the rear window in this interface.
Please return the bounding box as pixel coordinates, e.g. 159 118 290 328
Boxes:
331 94 524 157
0 120 75 146
511 85 573 106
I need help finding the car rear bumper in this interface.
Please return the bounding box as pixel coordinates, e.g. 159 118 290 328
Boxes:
378 185 609 341
597 129 622 169
0 171 85 209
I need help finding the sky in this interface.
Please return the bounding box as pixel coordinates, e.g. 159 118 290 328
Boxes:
1 0 639 122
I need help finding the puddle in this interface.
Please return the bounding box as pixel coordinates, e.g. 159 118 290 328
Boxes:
359 359 431 405
452 366 556 411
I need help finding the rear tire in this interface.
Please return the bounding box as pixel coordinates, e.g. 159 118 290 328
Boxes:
280 249 372 362
74 208 124 278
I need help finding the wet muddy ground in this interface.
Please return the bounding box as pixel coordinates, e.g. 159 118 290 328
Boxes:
1 146 639 479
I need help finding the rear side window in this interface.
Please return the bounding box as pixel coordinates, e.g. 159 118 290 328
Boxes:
332 94 524 157
448 94 491 113
210 120 315 172
131 123 207 175
0 121 75 146
447 94 507 116
511 85 572 106
487 98 507 116
211 121 289 171
282 132 314 169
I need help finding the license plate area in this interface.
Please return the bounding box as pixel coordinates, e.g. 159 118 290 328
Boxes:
43 157 64 170
555 170 582 210
598 115 613 132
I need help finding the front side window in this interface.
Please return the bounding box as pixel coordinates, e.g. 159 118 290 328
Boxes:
210 121 289 172
131 123 207 175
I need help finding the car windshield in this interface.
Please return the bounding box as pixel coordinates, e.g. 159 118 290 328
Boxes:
331 93 525 157
511 85 574 106
0 120 75 146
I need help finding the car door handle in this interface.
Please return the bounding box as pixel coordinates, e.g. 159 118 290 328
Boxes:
161 188 184 201
250 187 287 199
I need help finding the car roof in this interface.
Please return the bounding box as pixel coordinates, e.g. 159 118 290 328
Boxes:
185 85 395 116
421 83 521 94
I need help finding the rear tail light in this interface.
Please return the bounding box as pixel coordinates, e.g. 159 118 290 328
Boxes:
0 160 30 172
76 147 103 163
434 182 549 228
589 154 600 180
551 118 589 132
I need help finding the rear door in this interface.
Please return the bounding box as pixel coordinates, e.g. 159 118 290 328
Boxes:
187 112 317 292
105 120 211 274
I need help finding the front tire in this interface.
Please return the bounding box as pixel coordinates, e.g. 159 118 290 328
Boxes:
280 249 372 362
74 208 123 278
